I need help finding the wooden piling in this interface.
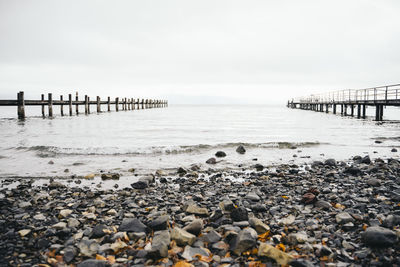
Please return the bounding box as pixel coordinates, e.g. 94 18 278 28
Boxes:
333 104 336 114
375 105 380 121
357 105 361 118
132 98 135 110
41 94 45 117
60 95 64 116
107 97 111 111
116 97 119 112
141 99 144 109
350 105 354 117
48 93 53 117
68 94 73 116
87 96 90 114
362 105 366 119
17 91 25 119
97 96 101 113
85 95 88 114
75 92 79 115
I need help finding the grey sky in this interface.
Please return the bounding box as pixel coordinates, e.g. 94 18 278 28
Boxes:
0 0 399 104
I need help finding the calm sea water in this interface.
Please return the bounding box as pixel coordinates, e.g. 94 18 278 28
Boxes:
0 105 399 178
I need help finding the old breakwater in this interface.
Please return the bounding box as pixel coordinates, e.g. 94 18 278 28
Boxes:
0 91 168 119
288 83 400 121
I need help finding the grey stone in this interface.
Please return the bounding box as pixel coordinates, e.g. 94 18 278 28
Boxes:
171 227 196 246
336 212 354 224
149 215 169 231
236 145 246 154
119 218 147 233
147 230 170 259
183 219 203 236
231 227 257 255
231 207 248 222
362 226 398 247
77 259 107 267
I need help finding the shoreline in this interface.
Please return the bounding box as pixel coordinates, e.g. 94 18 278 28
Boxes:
1 153 400 266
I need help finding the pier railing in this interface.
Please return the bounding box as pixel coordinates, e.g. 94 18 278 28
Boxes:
0 92 168 119
294 84 400 103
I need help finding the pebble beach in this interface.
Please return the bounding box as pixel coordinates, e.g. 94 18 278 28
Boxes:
1 147 400 267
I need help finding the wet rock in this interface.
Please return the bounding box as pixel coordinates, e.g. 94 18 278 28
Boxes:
366 178 381 187
149 215 169 231
288 232 308 244
19 201 32 208
231 207 248 222
52 222 67 229
171 227 196 246
336 212 354 224
362 226 398 247
324 158 336 167
383 215 400 228
249 217 270 234
344 166 361 176
183 219 203 236
147 230 170 259
119 218 147 233
206 157 217 164
258 243 294 266
101 173 120 180
77 259 108 267
231 227 257 255
361 155 371 164
236 145 246 154
290 259 315 267
18 229 31 237
68 218 80 228
215 151 227 157
254 164 264 171
184 203 209 216
391 148 398 152
131 180 148 189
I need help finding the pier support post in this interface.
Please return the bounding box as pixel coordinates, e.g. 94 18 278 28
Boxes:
85 95 88 114
41 94 45 117
141 99 144 109
107 97 110 111
60 95 64 116
357 104 361 118
48 93 53 118
375 105 380 121
87 96 90 114
132 98 135 110
344 105 348 116
68 94 73 116
97 96 101 113
333 104 336 114
350 105 354 117
17 91 25 119
75 92 79 115
325 104 329 113
116 97 119 112
379 105 384 121
362 105 366 119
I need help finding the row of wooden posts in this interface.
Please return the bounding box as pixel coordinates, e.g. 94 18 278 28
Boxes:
15 92 167 119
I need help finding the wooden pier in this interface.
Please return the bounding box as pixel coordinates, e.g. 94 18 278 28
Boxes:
288 84 400 121
0 92 168 119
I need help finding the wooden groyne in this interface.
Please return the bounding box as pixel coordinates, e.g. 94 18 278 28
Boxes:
288 84 400 121
0 92 168 119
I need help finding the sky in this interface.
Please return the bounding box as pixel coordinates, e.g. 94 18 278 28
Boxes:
0 0 399 104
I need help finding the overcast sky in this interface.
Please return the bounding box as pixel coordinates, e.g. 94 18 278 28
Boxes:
0 0 399 104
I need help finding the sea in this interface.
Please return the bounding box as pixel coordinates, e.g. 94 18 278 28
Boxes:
0 104 399 182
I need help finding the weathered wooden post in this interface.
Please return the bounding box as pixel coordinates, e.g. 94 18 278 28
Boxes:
357 105 361 118
132 98 135 110
125 98 128 110
362 105 366 119
84 95 88 114
97 96 101 113
107 97 111 111
17 91 25 119
137 98 140 109
375 105 380 121
87 96 91 114
68 94 73 116
333 104 336 114
350 105 354 117
116 97 119 112
141 99 144 109
60 95 64 116
41 94 45 117
48 93 53 117
75 92 79 115
128 98 131 110
380 105 384 121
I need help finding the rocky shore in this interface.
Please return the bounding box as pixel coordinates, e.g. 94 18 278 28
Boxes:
1 153 400 266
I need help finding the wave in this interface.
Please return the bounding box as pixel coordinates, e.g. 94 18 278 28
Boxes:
12 141 323 157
